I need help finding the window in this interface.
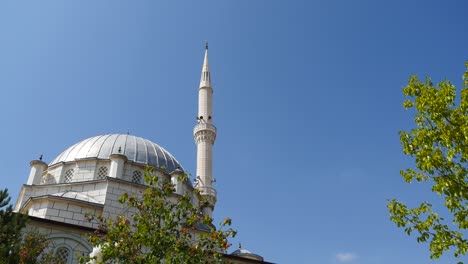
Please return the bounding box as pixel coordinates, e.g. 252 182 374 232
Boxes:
132 170 142 184
97 167 108 179
55 247 70 263
64 169 74 183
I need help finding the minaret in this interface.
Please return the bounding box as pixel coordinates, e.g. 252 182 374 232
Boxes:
194 42 217 217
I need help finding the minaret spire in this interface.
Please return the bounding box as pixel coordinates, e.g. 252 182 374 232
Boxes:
199 41 211 89
194 42 217 217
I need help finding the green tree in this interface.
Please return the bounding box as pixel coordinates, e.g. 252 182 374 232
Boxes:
0 188 28 264
388 62 468 262
80 168 236 264
0 188 59 264
18 231 61 264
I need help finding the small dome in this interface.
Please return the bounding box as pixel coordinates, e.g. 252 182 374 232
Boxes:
49 134 183 172
231 248 264 261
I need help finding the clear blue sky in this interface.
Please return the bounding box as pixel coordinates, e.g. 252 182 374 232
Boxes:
0 1 467 263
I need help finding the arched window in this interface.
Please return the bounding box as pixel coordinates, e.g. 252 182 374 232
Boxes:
55 246 71 263
64 169 74 183
97 167 108 179
132 170 142 184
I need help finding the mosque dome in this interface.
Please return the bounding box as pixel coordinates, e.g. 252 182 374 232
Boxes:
49 134 183 172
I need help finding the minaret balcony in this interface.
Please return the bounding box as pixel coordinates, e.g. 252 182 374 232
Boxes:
193 123 217 135
196 186 217 198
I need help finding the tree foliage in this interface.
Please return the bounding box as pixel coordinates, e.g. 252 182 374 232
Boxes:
0 188 59 264
1 188 28 263
17 231 61 264
80 168 236 264
388 62 468 262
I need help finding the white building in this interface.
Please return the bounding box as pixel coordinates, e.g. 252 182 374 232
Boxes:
13 45 269 264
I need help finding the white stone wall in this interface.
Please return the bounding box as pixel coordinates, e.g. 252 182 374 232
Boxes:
16 182 107 206
26 200 102 228
45 165 64 184
73 160 97 182
27 199 50 218
42 160 112 185
102 180 145 219
122 163 146 182
14 182 108 224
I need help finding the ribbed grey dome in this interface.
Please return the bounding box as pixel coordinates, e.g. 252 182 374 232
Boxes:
49 134 183 172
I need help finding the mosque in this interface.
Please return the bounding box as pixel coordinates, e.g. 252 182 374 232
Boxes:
13 45 269 264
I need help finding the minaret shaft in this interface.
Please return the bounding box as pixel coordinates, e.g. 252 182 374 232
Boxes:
196 141 213 190
194 45 217 217
198 87 213 123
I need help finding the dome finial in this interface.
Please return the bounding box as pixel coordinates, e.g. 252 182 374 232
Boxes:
39 154 43 161
205 40 208 50
238 242 242 249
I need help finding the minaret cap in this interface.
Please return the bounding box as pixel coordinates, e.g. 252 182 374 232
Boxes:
199 42 211 88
